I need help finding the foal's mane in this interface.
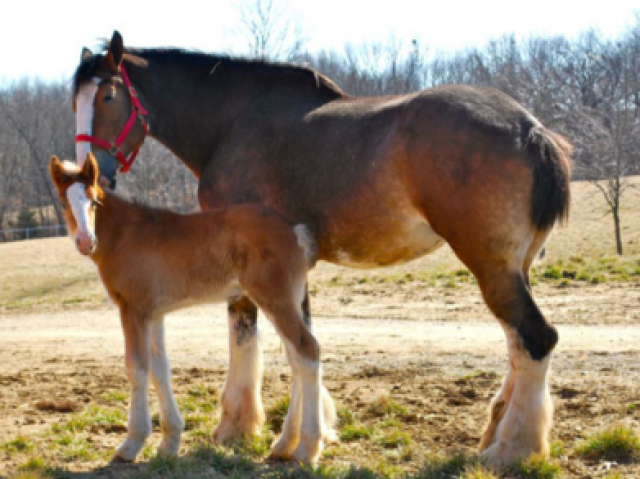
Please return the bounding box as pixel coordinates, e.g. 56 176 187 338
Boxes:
73 41 344 98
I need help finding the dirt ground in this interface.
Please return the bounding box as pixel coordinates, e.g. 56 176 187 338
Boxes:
1 278 639 478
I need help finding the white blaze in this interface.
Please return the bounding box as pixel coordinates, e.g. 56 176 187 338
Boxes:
66 182 94 243
75 78 101 167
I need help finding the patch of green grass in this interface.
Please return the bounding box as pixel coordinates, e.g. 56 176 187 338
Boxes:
377 417 402 429
531 255 640 286
337 406 357 427
228 432 274 458
100 389 128 404
375 429 412 449
340 424 374 442
187 384 215 397
266 396 290 433
542 266 563 280
550 440 566 458
513 454 562 479
58 436 94 462
365 396 408 419
177 391 216 414
51 405 126 434
575 426 640 462
416 452 475 478
12 456 62 479
1 436 35 454
183 413 211 431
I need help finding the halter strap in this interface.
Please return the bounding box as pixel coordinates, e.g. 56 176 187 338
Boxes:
75 63 148 174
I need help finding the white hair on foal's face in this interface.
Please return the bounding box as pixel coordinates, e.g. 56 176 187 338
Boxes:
75 78 101 167
66 181 96 255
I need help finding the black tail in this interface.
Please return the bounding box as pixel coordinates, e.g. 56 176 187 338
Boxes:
525 125 572 231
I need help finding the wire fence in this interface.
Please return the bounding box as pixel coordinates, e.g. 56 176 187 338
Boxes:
0 224 68 243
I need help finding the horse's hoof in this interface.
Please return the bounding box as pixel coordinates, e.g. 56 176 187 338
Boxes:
269 433 299 461
268 450 293 462
290 436 323 465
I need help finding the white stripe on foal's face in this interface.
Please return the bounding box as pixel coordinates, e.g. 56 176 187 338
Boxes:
75 78 101 167
67 182 96 255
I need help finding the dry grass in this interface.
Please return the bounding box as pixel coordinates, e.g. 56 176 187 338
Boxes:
1 178 639 314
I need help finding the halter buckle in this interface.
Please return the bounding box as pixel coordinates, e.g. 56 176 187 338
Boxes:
109 145 120 157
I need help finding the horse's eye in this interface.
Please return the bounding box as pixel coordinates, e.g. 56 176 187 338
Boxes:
104 94 114 103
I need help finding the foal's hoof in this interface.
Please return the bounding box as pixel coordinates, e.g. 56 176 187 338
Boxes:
324 428 339 445
110 453 134 464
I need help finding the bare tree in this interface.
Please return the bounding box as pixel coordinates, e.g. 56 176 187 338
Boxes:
0 80 74 227
235 0 307 61
555 26 640 254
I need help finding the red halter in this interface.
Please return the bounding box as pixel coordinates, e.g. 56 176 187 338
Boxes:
75 64 148 174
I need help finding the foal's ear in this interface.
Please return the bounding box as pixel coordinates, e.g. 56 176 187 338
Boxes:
81 47 92 62
82 153 101 187
49 156 67 187
106 30 124 72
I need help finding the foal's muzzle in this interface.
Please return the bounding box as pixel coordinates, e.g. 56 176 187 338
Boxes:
76 231 97 255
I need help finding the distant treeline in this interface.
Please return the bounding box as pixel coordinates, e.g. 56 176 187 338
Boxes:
1 21 639 240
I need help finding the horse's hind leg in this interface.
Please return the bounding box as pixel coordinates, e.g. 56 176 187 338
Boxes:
214 296 265 443
149 317 184 458
478 229 550 452
302 290 338 444
475 264 556 465
113 306 153 462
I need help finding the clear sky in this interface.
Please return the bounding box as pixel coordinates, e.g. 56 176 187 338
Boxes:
1 0 639 83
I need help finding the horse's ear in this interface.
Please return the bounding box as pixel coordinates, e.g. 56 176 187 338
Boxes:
81 47 92 62
106 31 124 72
82 153 101 187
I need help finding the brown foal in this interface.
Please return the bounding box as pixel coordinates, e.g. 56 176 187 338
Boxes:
50 153 336 463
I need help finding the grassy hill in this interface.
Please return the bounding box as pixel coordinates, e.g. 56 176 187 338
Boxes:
1 178 638 314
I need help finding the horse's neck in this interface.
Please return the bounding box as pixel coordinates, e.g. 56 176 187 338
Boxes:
127 56 342 176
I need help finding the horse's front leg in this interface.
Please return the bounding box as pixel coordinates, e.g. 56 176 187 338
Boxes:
113 306 152 463
149 317 184 458
213 296 265 443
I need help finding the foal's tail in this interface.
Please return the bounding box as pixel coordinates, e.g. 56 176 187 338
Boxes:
525 125 572 232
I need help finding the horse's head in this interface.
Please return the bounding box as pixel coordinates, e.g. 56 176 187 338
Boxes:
50 153 103 256
73 31 148 189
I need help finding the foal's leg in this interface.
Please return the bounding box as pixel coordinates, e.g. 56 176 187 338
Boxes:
113 307 152 463
269 287 337 459
149 317 184 458
261 300 325 464
214 296 265 443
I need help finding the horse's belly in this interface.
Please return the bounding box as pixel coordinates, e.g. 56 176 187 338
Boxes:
326 218 445 269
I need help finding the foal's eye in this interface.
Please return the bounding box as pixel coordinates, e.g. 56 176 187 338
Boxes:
103 94 114 103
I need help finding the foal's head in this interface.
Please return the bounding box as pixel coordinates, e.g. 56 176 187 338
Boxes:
50 153 103 255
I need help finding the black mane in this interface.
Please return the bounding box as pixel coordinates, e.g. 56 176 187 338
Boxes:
72 43 344 98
